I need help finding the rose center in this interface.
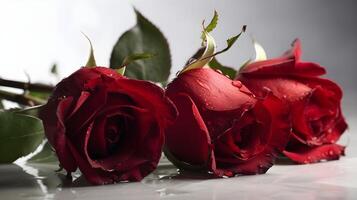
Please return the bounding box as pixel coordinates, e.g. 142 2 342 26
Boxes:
105 125 120 143
304 89 336 140
104 116 127 155
235 122 265 153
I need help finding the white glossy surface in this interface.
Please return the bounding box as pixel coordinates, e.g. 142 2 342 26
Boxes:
1 157 357 200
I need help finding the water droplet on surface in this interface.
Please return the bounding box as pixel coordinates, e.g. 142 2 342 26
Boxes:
232 81 242 88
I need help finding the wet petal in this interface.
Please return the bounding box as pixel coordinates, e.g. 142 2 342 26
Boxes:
165 93 212 165
284 143 345 164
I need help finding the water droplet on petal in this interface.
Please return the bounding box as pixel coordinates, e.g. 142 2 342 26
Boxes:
232 80 242 88
329 150 334 156
58 95 67 100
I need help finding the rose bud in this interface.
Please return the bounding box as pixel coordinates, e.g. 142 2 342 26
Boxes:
164 67 291 177
40 67 177 185
236 39 348 164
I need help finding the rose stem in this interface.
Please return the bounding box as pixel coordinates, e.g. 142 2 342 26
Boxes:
0 78 54 93
0 89 46 106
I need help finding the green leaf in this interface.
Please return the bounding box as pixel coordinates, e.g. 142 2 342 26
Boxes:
208 58 237 79
13 105 43 118
110 9 171 83
0 100 3 109
205 10 218 33
29 91 50 101
115 53 155 75
201 10 218 40
0 111 44 163
209 25 246 58
82 33 97 67
181 25 246 75
180 30 216 74
28 140 58 163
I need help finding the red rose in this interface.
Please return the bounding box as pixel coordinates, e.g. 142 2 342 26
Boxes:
40 67 177 185
164 68 290 176
237 39 348 164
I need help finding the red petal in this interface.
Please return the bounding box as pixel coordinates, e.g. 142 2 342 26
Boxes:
67 135 115 185
283 143 345 164
66 83 108 134
216 93 290 175
40 97 78 172
86 106 155 171
165 93 212 165
115 78 177 127
238 76 312 102
238 39 325 77
167 68 256 112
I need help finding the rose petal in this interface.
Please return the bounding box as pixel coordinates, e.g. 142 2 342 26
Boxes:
297 76 343 101
239 76 312 102
40 97 78 172
167 68 256 112
214 93 291 175
66 82 108 134
85 106 157 172
67 132 115 185
283 143 345 164
255 93 291 151
115 78 177 126
165 93 212 165
66 91 90 119
238 40 326 77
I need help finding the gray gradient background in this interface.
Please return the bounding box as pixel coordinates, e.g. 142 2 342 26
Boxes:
0 0 356 152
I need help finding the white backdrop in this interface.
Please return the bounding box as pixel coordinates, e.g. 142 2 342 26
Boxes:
0 0 356 114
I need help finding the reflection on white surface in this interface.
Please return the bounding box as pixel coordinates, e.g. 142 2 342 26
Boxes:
1 157 357 200
16 163 54 200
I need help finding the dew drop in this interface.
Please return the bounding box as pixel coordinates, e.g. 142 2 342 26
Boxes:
58 95 67 100
232 80 242 88
328 150 334 156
